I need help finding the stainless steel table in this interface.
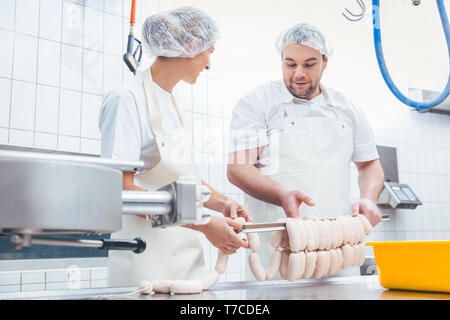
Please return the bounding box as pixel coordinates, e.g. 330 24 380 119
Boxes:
1 276 449 300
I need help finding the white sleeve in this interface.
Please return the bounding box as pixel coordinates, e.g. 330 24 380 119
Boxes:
99 88 142 162
351 103 379 163
228 93 268 153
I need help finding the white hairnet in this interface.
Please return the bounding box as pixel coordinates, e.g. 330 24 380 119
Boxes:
275 23 333 57
141 6 218 58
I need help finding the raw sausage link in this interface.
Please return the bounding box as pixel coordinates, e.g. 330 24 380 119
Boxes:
139 280 153 295
270 218 286 249
302 251 318 279
357 243 366 267
170 279 203 294
243 215 373 283
152 279 172 294
341 244 354 269
265 250 282 280
313 250 331 279
332 219 344 248
322 220 333 250
287 252 306 282
353 217 365 243
357 214 374 235
279 250 290 280
303 220 318 250
247 231 261 252
201 271 220 290
316 220 328 250
296 220 308 251
286 219 302 252
270 230 283 249
249 252 266 281
327 249 339 276
328 220 338 249
215 251 229 274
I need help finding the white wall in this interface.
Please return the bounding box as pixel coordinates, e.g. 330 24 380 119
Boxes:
0 0 143 153
0 0 449 289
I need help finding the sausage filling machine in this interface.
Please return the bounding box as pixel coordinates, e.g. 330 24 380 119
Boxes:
0 150 212 254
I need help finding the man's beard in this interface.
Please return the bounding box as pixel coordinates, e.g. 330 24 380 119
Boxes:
287 82 318 100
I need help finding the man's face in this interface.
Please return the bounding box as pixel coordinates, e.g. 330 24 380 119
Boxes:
281 43 328 100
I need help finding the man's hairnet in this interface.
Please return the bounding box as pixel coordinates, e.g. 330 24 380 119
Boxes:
142 6 218 58
275 23 333 57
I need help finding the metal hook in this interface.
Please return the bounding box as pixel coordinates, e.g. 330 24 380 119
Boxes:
342 0 366 22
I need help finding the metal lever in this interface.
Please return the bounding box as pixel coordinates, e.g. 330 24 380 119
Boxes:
11 235 147 254
242 222 286 233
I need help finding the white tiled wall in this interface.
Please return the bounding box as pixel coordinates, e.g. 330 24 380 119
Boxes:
360 108 450 255
0 0 144 154
0 267 107 293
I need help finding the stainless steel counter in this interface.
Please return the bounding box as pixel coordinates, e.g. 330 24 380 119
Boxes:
1 276 450 300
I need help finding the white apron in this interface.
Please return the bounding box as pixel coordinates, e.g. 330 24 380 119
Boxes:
245 95 360 278
108 70 205 287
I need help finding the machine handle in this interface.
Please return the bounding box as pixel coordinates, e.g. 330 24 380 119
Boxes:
100 238 146 254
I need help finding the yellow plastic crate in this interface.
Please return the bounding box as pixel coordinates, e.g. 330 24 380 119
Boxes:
366 240 450 293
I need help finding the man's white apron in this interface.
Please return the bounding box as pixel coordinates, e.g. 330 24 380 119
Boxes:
245 95 360 278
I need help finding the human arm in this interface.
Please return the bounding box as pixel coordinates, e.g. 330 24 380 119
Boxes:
352 159 385 226
227 147 315 218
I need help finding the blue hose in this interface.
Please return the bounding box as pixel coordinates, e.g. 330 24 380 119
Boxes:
372 0 450 109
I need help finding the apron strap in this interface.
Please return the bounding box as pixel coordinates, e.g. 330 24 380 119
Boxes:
170 95 185 128
141 69 186 138
284 104 297 122
326 103 342 121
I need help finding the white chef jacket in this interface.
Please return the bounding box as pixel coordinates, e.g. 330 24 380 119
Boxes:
229 80 379 165
99 73 184 171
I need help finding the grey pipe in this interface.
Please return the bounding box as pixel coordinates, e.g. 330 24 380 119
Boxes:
0 149 144 172
121 190 173 215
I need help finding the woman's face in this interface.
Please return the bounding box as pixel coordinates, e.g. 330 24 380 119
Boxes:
182 46 215 84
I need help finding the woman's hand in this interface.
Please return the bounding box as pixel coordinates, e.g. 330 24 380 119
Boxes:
222 199 254 223
199 216 249 254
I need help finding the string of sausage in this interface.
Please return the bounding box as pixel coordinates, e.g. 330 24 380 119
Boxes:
137 218 245 295
248 214 374 282
130 214 373 296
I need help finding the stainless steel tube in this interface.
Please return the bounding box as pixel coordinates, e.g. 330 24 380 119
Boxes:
121 190 173 215
29 237 146 253
0 149 144 172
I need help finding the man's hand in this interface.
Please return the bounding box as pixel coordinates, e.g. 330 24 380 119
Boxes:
279 190 315 218
352 198 381 227
222 199 254 223
199 216 249 255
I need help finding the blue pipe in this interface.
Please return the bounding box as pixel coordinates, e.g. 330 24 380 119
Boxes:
372 0 450 109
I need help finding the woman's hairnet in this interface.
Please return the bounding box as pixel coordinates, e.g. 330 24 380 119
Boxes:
275 23 333 57
141 6 218 58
